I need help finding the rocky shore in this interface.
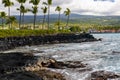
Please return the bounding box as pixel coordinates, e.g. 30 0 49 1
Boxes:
0 33 98 51
1 52 120 80
0 52 87 80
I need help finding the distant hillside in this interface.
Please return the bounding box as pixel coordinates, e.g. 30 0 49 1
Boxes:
14 14 120 26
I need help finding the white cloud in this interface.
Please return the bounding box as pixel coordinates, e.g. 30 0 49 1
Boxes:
0 0 120 16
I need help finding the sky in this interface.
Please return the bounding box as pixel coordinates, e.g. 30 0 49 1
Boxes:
0 0 120 16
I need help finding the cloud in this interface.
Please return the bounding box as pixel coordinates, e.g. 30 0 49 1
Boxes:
94 0 115 2
0 0 120 16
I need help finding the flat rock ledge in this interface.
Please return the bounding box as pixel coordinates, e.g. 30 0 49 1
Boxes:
0 33 99 51
0 52 87 80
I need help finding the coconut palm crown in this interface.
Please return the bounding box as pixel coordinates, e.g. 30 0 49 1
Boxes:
16 0 27 29
0 12 7 29
55 6 62 30
41 6 47 29
43 0 52 29
64 8 71 27
2 0 14 29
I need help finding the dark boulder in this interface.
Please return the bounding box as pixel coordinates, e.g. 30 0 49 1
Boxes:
90 70 120 80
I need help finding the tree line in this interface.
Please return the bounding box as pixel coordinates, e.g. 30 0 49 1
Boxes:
0 0 71 30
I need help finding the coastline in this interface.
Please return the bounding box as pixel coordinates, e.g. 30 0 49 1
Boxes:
0 33 98 51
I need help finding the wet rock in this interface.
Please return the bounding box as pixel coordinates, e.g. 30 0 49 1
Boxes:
0 72 43 80
0 33 98 51
0 70 66 80
48 61 86 69
111 51 120 55
0 52 33 68
0 52 66 80
34 70 66 80
90 70 120 80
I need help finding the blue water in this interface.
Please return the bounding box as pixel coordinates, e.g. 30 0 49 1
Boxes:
5 33 120 80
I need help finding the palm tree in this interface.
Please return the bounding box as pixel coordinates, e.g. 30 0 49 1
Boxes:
0 12 7 29
29 0 40 29
29 6 38 29
64 8 71 27
55 6 62 30
17 4 29 28
16 0 27 29
6 16 17 29
41 6 47 29
21 7 29 28
43 0 52 29
2 0 14 29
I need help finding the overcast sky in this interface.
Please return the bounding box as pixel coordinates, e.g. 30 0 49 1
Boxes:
0 0 120 16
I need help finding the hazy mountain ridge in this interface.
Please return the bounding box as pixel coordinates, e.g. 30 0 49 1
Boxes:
13 14 120 26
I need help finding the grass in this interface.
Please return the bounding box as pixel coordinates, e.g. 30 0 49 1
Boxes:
0 29 71 38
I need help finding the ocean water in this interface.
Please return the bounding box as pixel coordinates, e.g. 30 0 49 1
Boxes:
4 33 120 80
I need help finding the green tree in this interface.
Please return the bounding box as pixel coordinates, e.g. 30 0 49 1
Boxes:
17 4 29 28
16 0 27 29
0 12 7 29
29 0 40 29
6 16 17 29
41 6 47 29
2 0 14 29
43 0 52 29
64 8 71 27
55 6 62 30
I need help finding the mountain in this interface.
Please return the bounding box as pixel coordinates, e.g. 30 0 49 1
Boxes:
13 14 120 26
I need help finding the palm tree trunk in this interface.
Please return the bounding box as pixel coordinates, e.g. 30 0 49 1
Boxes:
66 15 69 27
58 11 60 30
2 19 4 29
48 5 50 29
8 7 11 29
33 14 36 29
42 14 46 29
23 13 25 28
19 11 22 29
22 13 24 28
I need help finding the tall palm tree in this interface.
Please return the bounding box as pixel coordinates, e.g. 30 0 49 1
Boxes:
29 6 38 29
64 8 71 27
17 4 29 28
16 0 27 29
43 0 52 29
0 12 7 29
29 0 40 29
6 16 17 29
2 0 14 29
41 6 47 29
21 7 29 28
55 6 62 30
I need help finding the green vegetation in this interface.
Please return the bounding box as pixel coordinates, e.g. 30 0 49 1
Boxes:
0 0 72 31
0 0 120 37
16 0 27 29
29 0 40 29
43 0 52 29
55 6 62 30
41 6 47 29
0 12 7 29
64 8 71 27
0 29 71 38
2 0 14 28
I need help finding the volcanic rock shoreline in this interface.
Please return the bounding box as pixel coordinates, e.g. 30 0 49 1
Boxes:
0 33 99 51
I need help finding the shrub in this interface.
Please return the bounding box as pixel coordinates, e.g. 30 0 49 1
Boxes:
69 26 82 32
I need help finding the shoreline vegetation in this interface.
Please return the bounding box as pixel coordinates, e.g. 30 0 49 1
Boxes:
0 0 71 30
0 29 71 38
0 31 98 51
